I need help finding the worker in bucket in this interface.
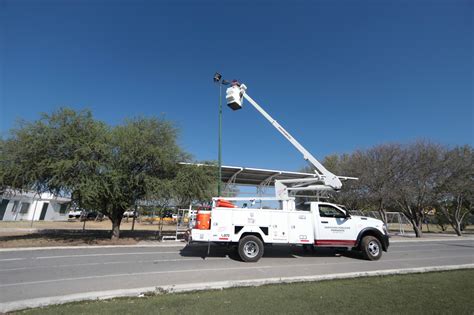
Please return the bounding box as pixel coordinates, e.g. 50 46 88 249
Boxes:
231 80 245 103
226 80 245 110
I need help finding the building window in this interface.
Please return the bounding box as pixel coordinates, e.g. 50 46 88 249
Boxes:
19 202 31 214
11 200 20 213
59 203 69 214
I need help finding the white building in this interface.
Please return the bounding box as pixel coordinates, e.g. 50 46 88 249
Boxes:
0 190 70 221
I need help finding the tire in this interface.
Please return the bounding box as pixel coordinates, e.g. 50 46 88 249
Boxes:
361 236 382 261
238 235 264 262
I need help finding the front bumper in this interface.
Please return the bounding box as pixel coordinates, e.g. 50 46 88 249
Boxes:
382 234 390 251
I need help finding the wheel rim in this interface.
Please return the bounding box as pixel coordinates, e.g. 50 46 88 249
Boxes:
368 240 380 256
243 241 259 258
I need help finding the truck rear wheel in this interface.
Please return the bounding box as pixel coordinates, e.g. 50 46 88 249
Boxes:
361 236 382 261
238 235 264 262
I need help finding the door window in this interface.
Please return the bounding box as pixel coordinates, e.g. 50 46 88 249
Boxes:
319 205 346 218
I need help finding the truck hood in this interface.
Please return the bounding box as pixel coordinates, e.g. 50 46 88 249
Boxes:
351 215 385 228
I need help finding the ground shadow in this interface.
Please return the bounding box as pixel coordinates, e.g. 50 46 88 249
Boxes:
180 243 239 260
180 243 364 262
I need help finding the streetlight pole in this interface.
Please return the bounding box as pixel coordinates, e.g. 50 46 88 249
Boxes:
213 73 229 197
218 83 222 197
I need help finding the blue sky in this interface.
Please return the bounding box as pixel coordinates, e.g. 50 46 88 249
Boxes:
1 0 472 171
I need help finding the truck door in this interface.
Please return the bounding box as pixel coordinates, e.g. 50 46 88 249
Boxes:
313 204 357 247
288 211 314 244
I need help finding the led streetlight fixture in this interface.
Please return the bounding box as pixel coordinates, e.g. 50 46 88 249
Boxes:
213 72 222 83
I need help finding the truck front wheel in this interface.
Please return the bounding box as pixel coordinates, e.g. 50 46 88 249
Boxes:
361 236 382 261
238 235 264 262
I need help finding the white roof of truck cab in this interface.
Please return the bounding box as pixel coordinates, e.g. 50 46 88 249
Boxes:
179 163 318 187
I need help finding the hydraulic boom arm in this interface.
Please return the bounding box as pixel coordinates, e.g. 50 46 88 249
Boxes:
226 83 345 191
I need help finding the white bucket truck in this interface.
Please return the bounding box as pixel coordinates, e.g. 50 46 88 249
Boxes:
190 197 389 262
188 80 389 262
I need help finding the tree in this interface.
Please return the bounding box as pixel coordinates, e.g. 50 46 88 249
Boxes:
304 141 472 237
434 210 450 232
321 154 366 211
0 108 109 198
89 117 186 239
173 163 216 208
317 145 403 222
390 141 444 237
435 146 474 236
1 109 186 240
143 177 178 239
349 144 403 223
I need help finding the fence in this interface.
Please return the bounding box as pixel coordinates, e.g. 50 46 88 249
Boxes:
348 210 412 235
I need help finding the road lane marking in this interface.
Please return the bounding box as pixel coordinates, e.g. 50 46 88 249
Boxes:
0 258 26 262
35 251 178 259
0 257 228 272
292 247 474 258
384 247 474 253
390 241 474 247
0 265 278 288
1 254 473 288
0 244 187 252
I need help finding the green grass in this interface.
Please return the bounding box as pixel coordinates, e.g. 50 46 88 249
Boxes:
15 270 474 315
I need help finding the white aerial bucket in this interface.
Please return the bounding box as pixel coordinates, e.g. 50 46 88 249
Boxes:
226 85 244 110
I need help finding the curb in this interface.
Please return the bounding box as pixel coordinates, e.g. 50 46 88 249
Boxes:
1 264 473 313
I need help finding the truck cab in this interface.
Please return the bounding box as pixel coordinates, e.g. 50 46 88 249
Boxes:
310 202 389 255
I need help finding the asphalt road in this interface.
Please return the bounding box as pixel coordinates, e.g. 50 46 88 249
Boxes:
0 238 473 307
